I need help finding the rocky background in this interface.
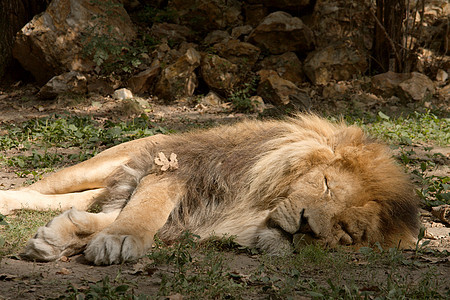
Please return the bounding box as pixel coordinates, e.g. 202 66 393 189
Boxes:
1 0 448 114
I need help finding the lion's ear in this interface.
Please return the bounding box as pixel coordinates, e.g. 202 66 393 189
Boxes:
267 199 302 234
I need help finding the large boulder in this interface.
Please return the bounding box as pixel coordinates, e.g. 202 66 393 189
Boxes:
304 43 367 85
372 71 435 101
212 39 261 71
248 11 314 55
155 48 201 101
13 0 135 85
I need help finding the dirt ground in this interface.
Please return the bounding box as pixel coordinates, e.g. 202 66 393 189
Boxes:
0 85 449 299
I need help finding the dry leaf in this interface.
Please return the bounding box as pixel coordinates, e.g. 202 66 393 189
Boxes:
128 258 157 276
431 205 450 225
56 268 71 275
169 153 179 170
154 152 178 171
59 256 69 262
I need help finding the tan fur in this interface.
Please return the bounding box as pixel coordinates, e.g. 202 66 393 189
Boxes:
0 115 419 264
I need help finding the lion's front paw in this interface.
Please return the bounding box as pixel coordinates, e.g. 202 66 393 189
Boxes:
326 216 374 247
84 233 144 265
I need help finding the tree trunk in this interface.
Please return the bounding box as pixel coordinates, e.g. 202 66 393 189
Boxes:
0 0 50 80
371 0 406 73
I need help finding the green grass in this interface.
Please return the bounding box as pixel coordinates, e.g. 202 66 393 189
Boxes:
0 114 168 171
359 111 449 146
147 232 244 298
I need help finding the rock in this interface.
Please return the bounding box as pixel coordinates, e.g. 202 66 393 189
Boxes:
150 23 194 45
178 43 199 55
258 69 279 81
305 1 371 49
438 84 450 99
113 88 133 100
422 2 450 53
304 43 367 85
200 54 239 92
257 71 309 108
259 52 305 85
12 0 136 85
169 0 242 32
398 72 435 101
201 91 223 106
247 0 312 11
87 78 115 95
213 39 261 70
431 205 450 225
231 25 253 39
155 48 201 102
248 11 314 55
128 60 161 94
122 0 141 10
425 226 450 240
243 4 268 27
37 71 87 99
436 69 448 82
203 30 231 45
372 71 435 101
117 99 145 115
371 71 411 94
249 95 266 113
322 83 350 99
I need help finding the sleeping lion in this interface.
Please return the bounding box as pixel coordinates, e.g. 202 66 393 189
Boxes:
0 114 419 265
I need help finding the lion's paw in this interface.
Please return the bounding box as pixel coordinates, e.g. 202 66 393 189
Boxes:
21 209 95 261
323 218 369 247
21 226 67 261
84 233 144 265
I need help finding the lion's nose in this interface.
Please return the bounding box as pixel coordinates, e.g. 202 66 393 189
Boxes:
295 209 316 236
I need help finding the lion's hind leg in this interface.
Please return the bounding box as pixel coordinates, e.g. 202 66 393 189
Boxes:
0 188 106 216
21 209 120 262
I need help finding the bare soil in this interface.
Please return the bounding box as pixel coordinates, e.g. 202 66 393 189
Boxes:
0 85 449 299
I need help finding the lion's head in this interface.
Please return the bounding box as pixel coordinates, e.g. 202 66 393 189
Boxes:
253 116 420 253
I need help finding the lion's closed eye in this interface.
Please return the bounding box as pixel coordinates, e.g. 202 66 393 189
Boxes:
323 176 331 196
